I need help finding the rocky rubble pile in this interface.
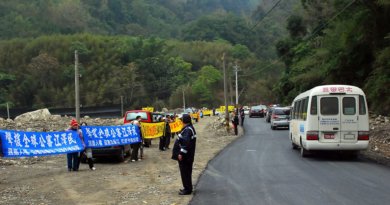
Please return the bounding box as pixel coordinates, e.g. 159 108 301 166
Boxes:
361 114 390 165
363 115 390 161
0 109 122 132
207 114 236 136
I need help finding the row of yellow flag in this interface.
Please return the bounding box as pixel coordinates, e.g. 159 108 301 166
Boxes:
140 119 183 139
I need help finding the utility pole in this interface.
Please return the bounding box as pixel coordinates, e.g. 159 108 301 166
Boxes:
234 64 239 108
6 103 10 119
223 53 229 131
229 75 234 105
75 50 80 123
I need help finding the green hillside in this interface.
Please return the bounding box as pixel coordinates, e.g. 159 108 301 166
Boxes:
0 0 389 114
0 0 296 110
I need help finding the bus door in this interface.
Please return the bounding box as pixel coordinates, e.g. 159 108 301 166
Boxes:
340 95 358 143
318 96 341 143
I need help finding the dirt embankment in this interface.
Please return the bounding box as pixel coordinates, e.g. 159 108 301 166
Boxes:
360 115 390 165
0 115 241 205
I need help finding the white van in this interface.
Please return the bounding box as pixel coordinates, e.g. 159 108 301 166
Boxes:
289 85 369 157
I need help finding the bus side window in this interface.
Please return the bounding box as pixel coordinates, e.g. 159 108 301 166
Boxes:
310 96 317 115
302 97 308 120
291 103 295 119
292 103 296 119
299 99 305 119
359 95 366 115
295 100 301 119
293 102 298 119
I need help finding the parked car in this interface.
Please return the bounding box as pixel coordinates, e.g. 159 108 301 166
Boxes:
86 110 157 162
82 110 154 162
270 107 291 130
124 110 161 147
124 110 156 124
249 105 267 118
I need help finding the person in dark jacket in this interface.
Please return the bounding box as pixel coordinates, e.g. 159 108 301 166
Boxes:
164 116 173 149
131 116 142 162
172 114 197 195
239 106 245 126
159 117 169 151
232 112 239 135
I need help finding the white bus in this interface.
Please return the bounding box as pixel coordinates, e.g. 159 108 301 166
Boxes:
289 85 369 157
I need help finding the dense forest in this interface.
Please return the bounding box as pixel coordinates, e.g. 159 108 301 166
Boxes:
275 0 390 114
0 0 389 114
0 0 294 111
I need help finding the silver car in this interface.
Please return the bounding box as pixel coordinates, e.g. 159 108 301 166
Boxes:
270 107 291 130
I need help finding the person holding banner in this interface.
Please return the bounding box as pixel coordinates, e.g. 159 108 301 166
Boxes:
131 116 142 162
159 117 167 151
172 114 197 195
160 116 172 151
165 116 173 149
67 119 83 171
80 122 96 171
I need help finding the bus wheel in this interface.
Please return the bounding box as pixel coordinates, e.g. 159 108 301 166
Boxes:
292 142 299 150
300 147 310 158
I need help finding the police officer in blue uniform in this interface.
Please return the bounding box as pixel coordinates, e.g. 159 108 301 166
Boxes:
172 114 197 195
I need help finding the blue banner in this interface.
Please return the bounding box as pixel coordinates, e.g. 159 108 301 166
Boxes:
81 124 141 148
0 130 84 158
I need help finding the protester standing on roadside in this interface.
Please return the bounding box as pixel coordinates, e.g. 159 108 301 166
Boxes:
67 119 83 171
131 116 142 162
80 122 96 171
159 117 167 151
165 116 173 150
232 112 239 135
239 106 245 126
172 114 197 195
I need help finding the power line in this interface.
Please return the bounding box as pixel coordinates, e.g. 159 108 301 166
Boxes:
243 0 358 77
250 0 283 31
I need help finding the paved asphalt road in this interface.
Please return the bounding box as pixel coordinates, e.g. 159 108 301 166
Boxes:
190 117 390 205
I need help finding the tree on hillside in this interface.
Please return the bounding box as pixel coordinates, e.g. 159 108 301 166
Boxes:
192 65 222 107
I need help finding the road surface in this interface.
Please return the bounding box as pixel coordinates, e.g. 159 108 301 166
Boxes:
190 117 390 205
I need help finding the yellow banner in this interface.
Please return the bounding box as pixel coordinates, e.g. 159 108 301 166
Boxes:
169 119 183 133
202 110 212 116
141 122 165 139
220 106 235 112
142 107 154 112
191 113 199 120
